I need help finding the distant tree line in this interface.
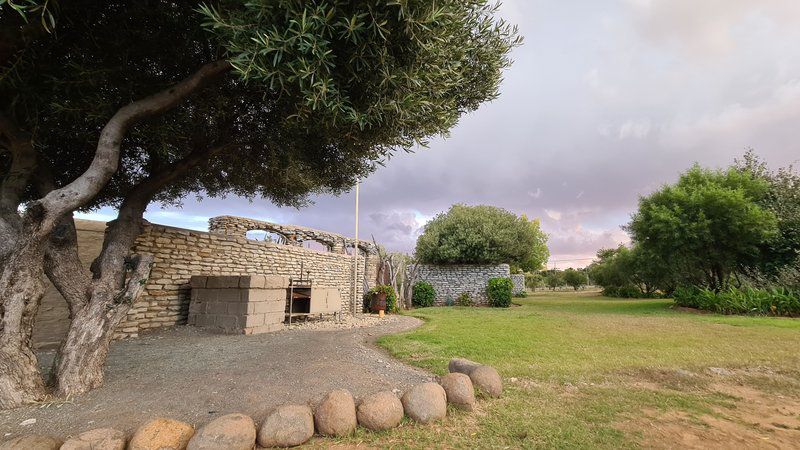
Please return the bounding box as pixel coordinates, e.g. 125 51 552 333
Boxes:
588 153 800 313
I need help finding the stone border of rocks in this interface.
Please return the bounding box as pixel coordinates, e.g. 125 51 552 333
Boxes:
0 358 501 450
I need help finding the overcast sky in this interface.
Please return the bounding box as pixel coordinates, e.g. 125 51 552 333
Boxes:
80 0 800 268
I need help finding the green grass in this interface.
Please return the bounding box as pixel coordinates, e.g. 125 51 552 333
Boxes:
327 291 800 449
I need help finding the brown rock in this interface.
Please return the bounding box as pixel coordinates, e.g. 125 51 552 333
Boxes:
61 428 125 450
401 383 447 424
187 413 255 450
470 365 503 398
0 435 62 450
440 373 476 411
129 418 194 450
314 389 357 437
448 358 481 375
257 404 314 448
356 391 404 431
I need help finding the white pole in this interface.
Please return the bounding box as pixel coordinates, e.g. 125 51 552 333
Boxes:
352 180 360 316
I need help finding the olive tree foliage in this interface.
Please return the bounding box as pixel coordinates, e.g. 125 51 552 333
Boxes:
627 164 779 292
415 204 550 270
0 0 521 408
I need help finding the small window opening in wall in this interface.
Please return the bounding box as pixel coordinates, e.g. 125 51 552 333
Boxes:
302 239 331 252
246 230 287 244
344 244 365 256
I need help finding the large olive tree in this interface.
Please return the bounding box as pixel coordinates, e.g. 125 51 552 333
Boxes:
0 1 520 408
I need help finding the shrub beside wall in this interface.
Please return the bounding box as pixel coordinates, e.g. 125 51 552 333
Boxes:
412 282 436 308
487 278 513 308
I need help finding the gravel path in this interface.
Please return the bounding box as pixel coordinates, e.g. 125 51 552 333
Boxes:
0 315 432 439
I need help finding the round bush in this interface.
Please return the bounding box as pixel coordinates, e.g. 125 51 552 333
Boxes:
412 281 436 308
487 277 513 308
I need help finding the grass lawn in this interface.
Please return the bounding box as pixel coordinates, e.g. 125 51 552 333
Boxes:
327 290 800 449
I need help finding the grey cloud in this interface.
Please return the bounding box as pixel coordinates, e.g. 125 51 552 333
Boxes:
81 0 800 268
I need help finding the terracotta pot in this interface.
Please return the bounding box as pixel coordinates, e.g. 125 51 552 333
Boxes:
370 291 388 313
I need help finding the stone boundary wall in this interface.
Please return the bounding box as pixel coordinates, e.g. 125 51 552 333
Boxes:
115 220 378 339
414 264 511 306
511 274 525 295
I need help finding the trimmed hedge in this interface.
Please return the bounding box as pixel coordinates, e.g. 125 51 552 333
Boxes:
412 281 436 308
487 277 513 308
673 286 800 316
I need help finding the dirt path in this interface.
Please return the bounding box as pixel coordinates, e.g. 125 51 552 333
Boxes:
0 316 432 439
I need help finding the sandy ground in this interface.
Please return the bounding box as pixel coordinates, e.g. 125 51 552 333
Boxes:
0 315 432 439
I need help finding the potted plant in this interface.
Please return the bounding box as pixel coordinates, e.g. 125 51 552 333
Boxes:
368 285 396 316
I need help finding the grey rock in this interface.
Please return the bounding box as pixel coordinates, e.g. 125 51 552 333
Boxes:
61 428 125 450
187 413 255 450
0 435 62 450
401 383 447 424
448 358 481 375
356 391 404 431
470 365 503 398
257 404 314 448
440 373 476 411
314 389 357 437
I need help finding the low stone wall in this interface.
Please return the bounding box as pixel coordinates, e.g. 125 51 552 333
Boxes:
116 221 378 339
32 216 379 347
414 264 511 306
511 274 525 296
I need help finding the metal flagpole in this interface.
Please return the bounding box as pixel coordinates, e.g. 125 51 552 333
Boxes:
352 180 360 316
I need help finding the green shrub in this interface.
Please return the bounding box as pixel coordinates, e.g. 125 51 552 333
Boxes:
367 284 398 313
456 292 473 306
602 284 662 299
673 286 800 316
412 281 436 308
487 277 513 308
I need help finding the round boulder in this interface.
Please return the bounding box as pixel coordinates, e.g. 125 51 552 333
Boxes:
187 413 255 450
314 389 357 437
440 372 476 411
129 418 194 450
401 383 447 424
448 358 480 375
470 365 503 398
356 391 404 431
0 435 62 450
257 404 314 448
61 428 125 450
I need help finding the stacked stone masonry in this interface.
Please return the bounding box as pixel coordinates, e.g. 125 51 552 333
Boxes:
30 216 378 347
511 274 526 296
114 218 379 339
188 275 289 335
414 264 511 306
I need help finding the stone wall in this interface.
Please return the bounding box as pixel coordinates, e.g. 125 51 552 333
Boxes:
33 216 379 347
414 264 511 305
511 274 526 296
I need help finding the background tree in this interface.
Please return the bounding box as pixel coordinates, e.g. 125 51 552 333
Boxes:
415 204 549 269
627 165 778 291
563 268 588 291
525 272 543 292
545 271 565 291
0 0 520 407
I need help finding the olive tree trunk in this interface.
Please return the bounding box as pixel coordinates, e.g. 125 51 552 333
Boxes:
0 61 230 409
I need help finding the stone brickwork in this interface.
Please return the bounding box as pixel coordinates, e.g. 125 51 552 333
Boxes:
511 274 525 296
114 218 379 339
414 264 511 306
188 275 288 335
30 216 379 347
